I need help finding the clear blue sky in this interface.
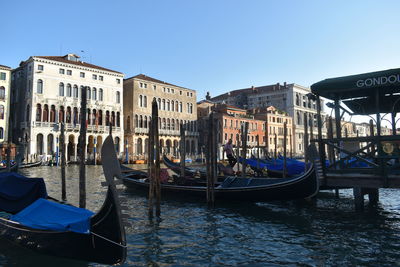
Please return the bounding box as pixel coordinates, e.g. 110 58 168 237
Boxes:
2 0 400 102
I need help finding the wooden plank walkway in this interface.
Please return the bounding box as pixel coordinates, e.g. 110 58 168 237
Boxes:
320 172 400 189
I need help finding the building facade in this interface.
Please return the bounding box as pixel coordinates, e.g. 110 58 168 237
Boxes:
0 65 11 143
197 102 266 159
123 74 198 162
10 54 124 162
210 82 327 156
252 106 294 157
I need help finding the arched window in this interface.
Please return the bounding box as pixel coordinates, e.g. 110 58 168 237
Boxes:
0 105 4 120
111 111 115 126
139 115 143 128
143 96 147 107
73 107 78 125
87 87 91 100
297 112 301 125
116 91 120 103
167 118 170 130
135 114 138 128
50 105 56 122
116 112 120 127
171 100 175 111
162 118 166 130
66 107 71 123
59 106 65 123
0 128 3 139
99 88 103 101
92 109 96 125
296 94 300 106
106 111 110 126
92 88 97 100
144 116 147 128
73 85 78 98
0 86 5 99
167 100 170 111
162 99 165 110
37 79 43 94
158 98 161 110
59 83 64 96
139 95 143 107
98 110 103 125
43 104 49 122
66 84 72 97
36 104 42 121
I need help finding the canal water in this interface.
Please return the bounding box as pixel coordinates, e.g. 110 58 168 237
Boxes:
0 165 399 266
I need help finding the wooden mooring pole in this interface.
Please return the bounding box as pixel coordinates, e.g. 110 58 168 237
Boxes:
206 112 216 205
60 122 66 201
79 86 87 209
303 113 309 171
180 123 186 178
148 99 161 218
256 135 260 171
241 122 248 178
283 122 287 178
274 133 277 160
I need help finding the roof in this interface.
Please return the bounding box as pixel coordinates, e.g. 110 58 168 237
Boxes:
343 95 400 115
125 74 192 90
0 64 11 70
211 83 290 101
34 56 123 74
311 68 400 100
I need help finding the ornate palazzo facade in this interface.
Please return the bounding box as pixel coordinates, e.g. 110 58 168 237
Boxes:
10 54 124 162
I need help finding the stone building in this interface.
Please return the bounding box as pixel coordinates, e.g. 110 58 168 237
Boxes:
197 101 266 159
10 54 124 162
252 106 293 157
0 65 11 142
211 83 327 156
123 74 198 162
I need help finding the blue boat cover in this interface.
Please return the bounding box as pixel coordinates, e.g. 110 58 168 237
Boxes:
0 172 47 213
11 198 94 234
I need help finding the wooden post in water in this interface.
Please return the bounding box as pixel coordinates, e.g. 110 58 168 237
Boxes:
180 123 186 178
256 135 260 171
327 117 335 166
6 119 12 172
241 122 248 177
303 113 309 170
283 122 287 178
289 133 293 159
60 122 66 201
148 99 161 218
236 134 240 173
206 112 215 205
79 86 87 209
274 133 277 159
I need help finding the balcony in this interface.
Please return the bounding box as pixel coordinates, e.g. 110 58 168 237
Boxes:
134 128 149 134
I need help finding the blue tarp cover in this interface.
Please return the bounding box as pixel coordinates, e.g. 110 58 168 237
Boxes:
0 172 47 213
11 198 94 234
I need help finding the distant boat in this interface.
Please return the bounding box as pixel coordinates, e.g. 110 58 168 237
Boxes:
0 136 127 264
19 161 42 169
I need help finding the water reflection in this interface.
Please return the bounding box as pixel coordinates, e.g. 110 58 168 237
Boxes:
0 165 398 266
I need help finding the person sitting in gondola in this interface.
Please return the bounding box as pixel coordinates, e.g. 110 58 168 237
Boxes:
223 139 237 167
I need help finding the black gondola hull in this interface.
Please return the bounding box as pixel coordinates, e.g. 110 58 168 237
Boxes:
123 165 318 202
0 188 125 264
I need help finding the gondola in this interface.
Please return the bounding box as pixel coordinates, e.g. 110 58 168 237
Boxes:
0 136 127 264
162 155 234 178
19 161 42 169
122 163 318 202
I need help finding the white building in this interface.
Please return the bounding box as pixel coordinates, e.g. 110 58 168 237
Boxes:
211 83 327 156
10 54 124 162
0 65 11 143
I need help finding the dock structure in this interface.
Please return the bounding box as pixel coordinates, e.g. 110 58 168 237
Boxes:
310 68 400 210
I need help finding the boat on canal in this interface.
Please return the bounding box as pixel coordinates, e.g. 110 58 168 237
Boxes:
18 160 42 169
122 162 318 202
0 136 127 265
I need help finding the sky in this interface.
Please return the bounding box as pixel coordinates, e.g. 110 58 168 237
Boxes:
2 0 400 122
